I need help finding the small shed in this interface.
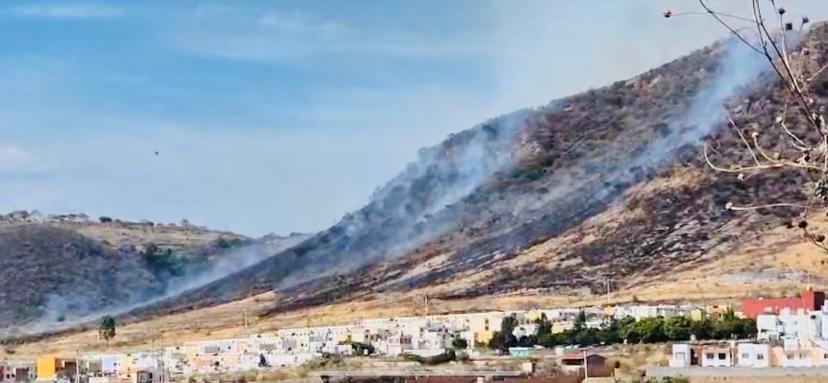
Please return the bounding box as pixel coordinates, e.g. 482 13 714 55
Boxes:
560 353 611 377
508 347 535 358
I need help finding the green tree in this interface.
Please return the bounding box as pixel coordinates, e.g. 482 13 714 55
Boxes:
710 309 756 340
597 318 622 344
141 243 182 277
690 317 713 340
489 314 518 352
574 327 599 346
535 313 552 335
573 310 587 332
451 335 468 350
99 315 116 346
664 316 693 341
633 317 666 343
617 316 639 343
350 342 375 356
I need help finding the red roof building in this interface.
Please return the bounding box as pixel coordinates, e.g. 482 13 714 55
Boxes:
741 289 825 319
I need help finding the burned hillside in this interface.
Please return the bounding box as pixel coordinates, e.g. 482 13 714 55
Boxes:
130 24 828 323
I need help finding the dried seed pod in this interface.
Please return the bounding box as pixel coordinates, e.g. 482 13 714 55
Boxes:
799 220 809 229
778 7 786 15
816 235 826 243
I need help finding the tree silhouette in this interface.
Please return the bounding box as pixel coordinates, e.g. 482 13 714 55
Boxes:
673 1 828 249
99 315 116 346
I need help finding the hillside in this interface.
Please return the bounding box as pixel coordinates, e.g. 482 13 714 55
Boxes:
134 24 825 322
7 24 828 349
0 211 310 335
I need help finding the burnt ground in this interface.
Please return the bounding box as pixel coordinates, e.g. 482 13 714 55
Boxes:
91 24 828 327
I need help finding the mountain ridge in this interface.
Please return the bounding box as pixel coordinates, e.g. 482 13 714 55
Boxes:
135 25 828 323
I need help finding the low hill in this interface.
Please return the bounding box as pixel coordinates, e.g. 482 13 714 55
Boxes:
0 211 310 335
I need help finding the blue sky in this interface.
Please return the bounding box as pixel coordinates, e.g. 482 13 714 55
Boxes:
0 0 825 236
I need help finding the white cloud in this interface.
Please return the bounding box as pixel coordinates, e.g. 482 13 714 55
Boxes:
176 7 486 61
259 11 348 36
6 3 123 19
0 144 49 176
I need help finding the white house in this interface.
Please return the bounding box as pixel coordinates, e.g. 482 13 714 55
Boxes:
757 308 822 341
669 344 691 367
386 334 414 356
700 346 733 367
512 323 538 339
777 338 814 368
756 314 783 341
736 343 770 368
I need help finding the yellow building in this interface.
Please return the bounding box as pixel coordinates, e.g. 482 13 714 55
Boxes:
603 306 616 317
36 357 69 382
689 308 705 321
551 321 574 334
474 330 494 345
526 309 543 322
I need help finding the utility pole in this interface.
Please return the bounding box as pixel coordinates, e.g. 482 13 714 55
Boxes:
583 350 588 381
605 276 612 306
243 309 250 337
75 349 80 383
424 295 429 316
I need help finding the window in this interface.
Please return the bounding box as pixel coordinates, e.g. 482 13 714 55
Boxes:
718 353 727 360
706 353 714 360
741 353 749 359
757 354 764 360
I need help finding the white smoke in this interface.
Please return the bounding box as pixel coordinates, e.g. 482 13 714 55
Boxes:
0 236 305 338
508 36 774 219
0 31 786 339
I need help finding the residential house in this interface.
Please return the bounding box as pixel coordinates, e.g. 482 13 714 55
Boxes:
386 334 414 356
736 343 770 368
757 308 822 341
699 346 733 367
3 361 35 382
771 338 814 367
742 289 825 319
36 357 76 382
668 344 692 367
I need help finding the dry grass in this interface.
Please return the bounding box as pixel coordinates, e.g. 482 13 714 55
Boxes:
6 168 828 359
8 214 828 359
